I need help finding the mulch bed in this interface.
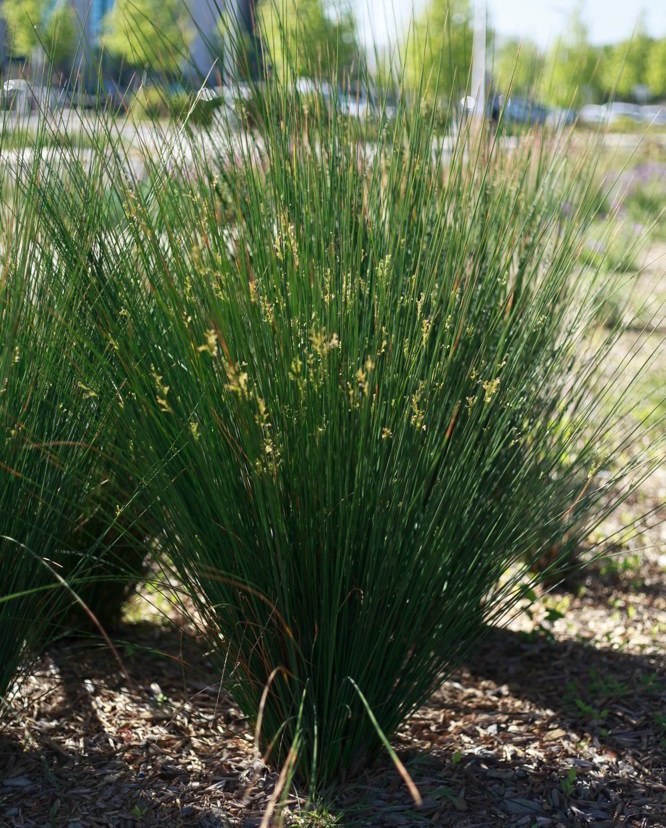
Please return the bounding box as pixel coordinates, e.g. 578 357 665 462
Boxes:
1 495 663 828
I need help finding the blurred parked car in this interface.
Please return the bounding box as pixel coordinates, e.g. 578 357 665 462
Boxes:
578 104 607 125
639 105 666 126
578 101 662 127
2 79 56 115
487 95 549 126
295 78 334 101
338 91 373 119
606 102 642 123
546 107 577 128
507 96 548 124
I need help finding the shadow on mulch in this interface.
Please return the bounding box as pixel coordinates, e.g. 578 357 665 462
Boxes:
465 626 666 763
332 627 665 826
50 620 208 701
332 744 661 827
0 623 267 827
2 617 664 827
0 734 186 828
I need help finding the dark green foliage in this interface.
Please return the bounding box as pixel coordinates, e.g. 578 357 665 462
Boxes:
0 145 101 698
0 126 151 700
32 70 657 790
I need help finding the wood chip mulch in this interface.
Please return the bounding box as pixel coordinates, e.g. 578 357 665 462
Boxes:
1 483 664 828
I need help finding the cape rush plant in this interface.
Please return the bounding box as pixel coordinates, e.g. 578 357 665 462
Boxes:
0 111 148 705
0 122 103 702
25 24 664 795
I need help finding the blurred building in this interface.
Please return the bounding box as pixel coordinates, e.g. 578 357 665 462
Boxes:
189 0 226 80
189 0 258 79
0 0 258 79
72 0 115 49
0 1 7 70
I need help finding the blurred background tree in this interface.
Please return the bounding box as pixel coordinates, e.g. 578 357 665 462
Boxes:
404 0 473 98
492 37 544 97
0 0 77 72
646 38 666 100
599 16 651 100
43 3 78 71
487 4 666 105
541 4 600 107
258 0 360 82
101 0 194 78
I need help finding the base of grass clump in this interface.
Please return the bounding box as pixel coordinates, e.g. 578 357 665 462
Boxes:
58 480 157 633
62 540 148 632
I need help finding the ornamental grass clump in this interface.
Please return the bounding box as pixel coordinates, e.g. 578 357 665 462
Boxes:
0 126 105 701
0 117 149 703
28 140 155 630
28 59 662 789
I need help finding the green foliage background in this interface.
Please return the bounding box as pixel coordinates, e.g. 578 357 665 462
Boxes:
258 0 361 81
1 0 77 69
101 0 194 76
